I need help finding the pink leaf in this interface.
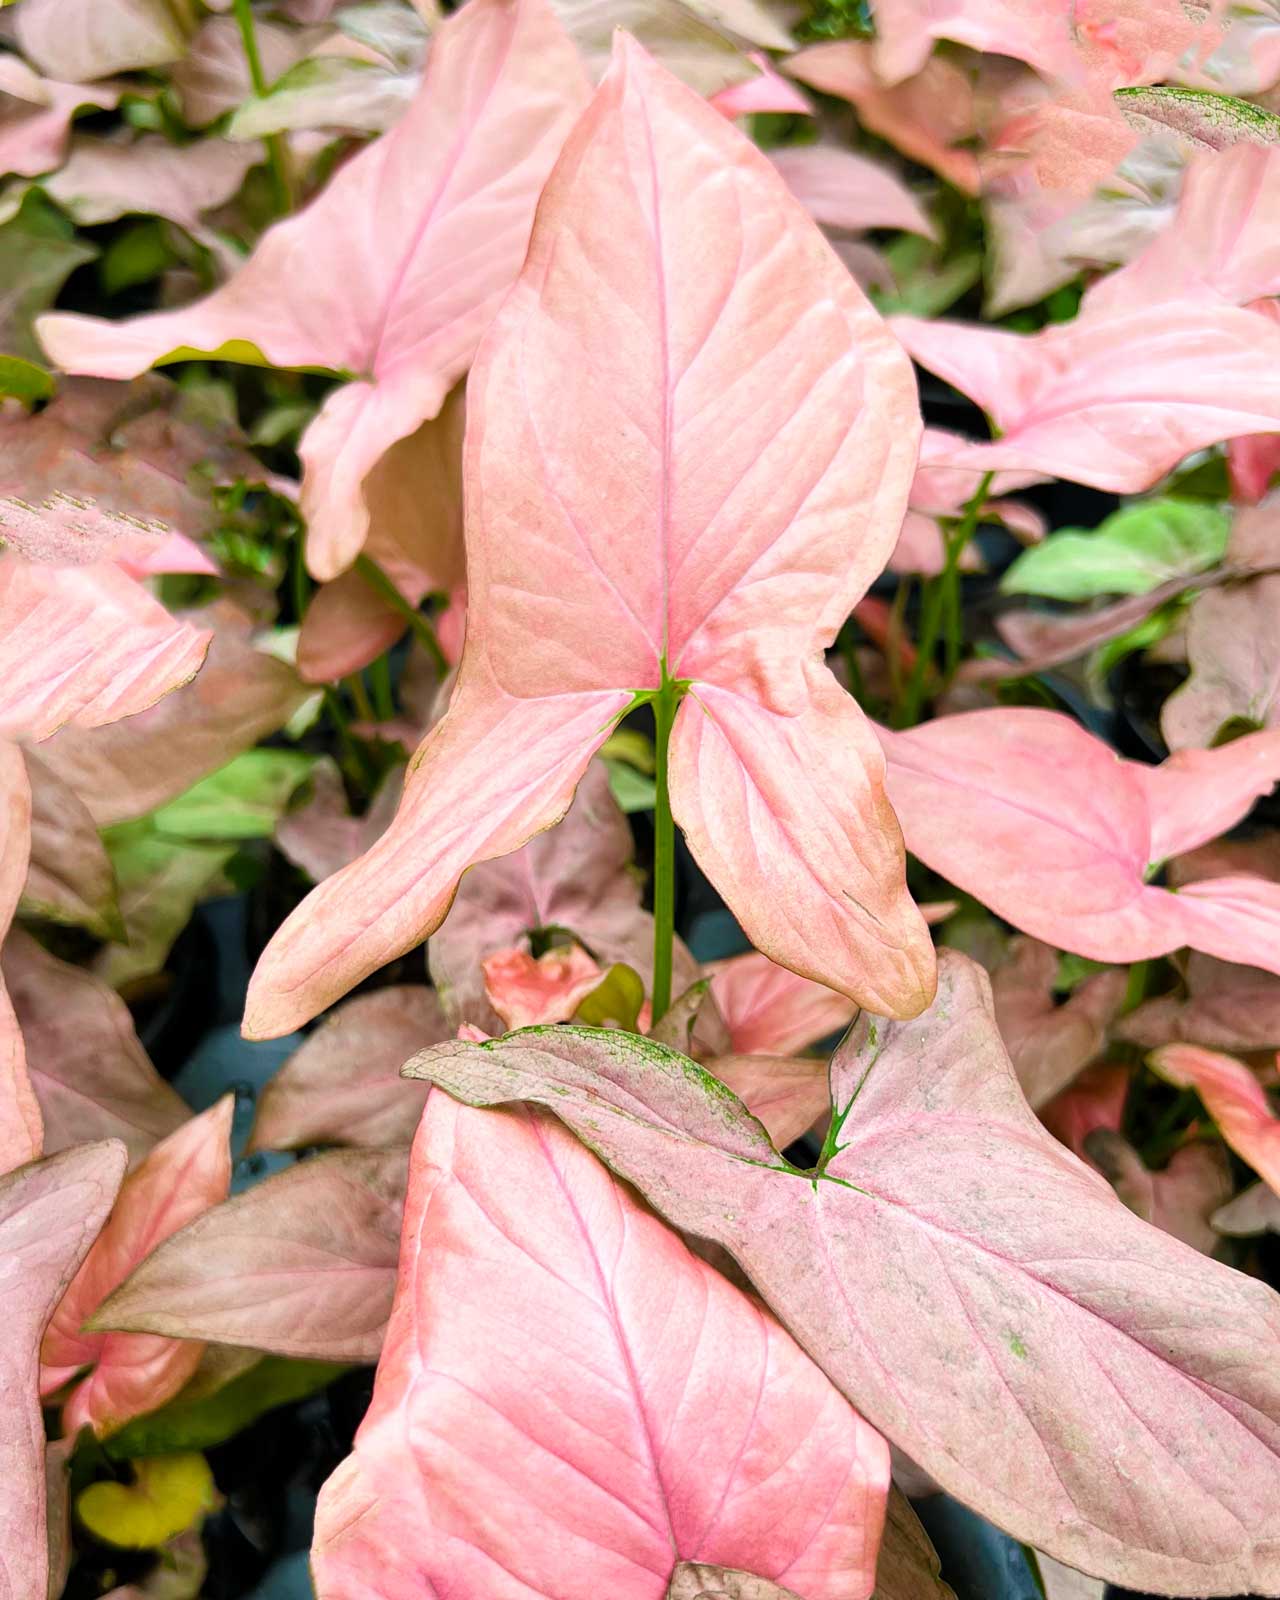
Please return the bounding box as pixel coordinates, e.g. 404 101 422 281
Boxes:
1083 1129 1231 1255
245 42 932 1036
38 0 590 579
40 1098 233 1437
879 709 1280 971
891 301 1280 492
990 938 1127 1109
92 1148 407 1364
707 1054 830 1149
41 134 259 234
274 761 404 885
0 745 43 1175
0 1142 126 1600
864 0 1073 87
173 15 314 128
1152 1042 1280 1196
787 43 980 193
22 749 118 939
1213 1180 1280 1237
1162 574 1280 748
710 53 812 119
0 559 211 743
1038 1061 1131 1162
249 987 447 1152
311 1094 890 1599
411 952 1280 1591
707 949 855 1057
14 0 188 81
428 760 687 1033
3 930 188 1165
0 57 119 180
36 602 306 826
770 146 935 238
1086 145 1280 313
482 943 605 1028
1119 953 1280 1051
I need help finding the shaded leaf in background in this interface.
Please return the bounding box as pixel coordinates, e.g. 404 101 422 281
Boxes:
150 749 315 842
98 819 236 988
76 1454 217 1550
0 190 95 362
14 0 191 82
1001 499 1229 601
1152 1042 1280 1195
1162 574 1280 748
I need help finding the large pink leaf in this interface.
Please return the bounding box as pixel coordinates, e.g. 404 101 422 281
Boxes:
0 1142 126 1600
891 302 1280 492
990 938 1127 1109
708 949 855 1056
35 602 306 826
245 42 931 1037
878 709 1280 971
1086 144 1280 314
40 1097 233 1437
21 749 118 938
92 1148 407 1364
311 1094 890 1600
428 760 683 1033
0 558 211 743
38 0 590 580
786 43 980 193
0 745 43 1175
1162 574 1280 748
3 930 188 1165
1152 1043 1280 1196
249 987 445 1152
411 952 1280 1592
0 57 119 180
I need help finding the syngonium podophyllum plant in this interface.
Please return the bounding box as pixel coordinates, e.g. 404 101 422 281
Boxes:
12 0 1280 1597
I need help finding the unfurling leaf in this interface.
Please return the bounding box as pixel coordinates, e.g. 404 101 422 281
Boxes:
76 1454 217 1550
409 953 1280 1592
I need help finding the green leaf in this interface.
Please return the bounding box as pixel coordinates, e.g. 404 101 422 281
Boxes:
575 963 647 1031
604 758 657 813
107 1357 348 1461
0 191 97 361
1001 499 1229 602
872 236 983 319
150 750 316 841
599 726 656 775
1114 86 1280 150
76 1453 217 1549
100 819 236 987
101 218 175 298
0 353 54 404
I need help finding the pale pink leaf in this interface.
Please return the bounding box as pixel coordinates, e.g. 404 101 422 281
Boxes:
246 43 932 1035
891 302 1280 493
710 54 811 119
249 987 446 1152
0 558 210 743
548 0 785 95
1152 1042 1280 1196
275 760 404 885
1162 574 1280 748
990 937 1127 1108
0 1141 126 1600
1083 1129 1232 1255
787 43 980 194
708 949 855 1056
14 0 188 81
172 15 315 128
410 951 1280 1592
0 744 43 1175
21 749 120 938
36 602 306 826
1213 1180 1280 1236
3 930 188 1166
311 1094 890 1600
968 582 1191 682
708 1053 829 1148
482 943 605 1028
1087 144 1280 313
39 0 590 580
866 0 1072 87
40 1098 234 1437
40 134 260 233
1230 427 1280 503
92 1148 407 1364
770 146 935 238
879 709 1280 972
0 58 119 180
1119 952 1280 1051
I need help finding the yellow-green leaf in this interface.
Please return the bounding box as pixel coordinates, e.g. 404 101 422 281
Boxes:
76 1453 218 1549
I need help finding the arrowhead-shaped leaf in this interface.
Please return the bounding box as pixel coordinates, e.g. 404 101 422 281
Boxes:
249 988 445 1152
38 0 589 580
1152 1043 1280 1196
879 709 1280 972
311 1093 890 1599
408 952 1280 1593
891 301 1280 492
3 930 187 1165
93 1148 407 1364
245 41 931 1038
864 0 1071 86
41 1098 233 1437
0 1141 126 1600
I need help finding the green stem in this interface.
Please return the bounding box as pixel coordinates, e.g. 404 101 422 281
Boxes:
345 673 375 724
322 686 374 791
355 554 449 679
369 653 395 722
1121 957 1150 1017
290 529 310 626
650 675 682 1025
896 471 994 726
232 0 293 216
